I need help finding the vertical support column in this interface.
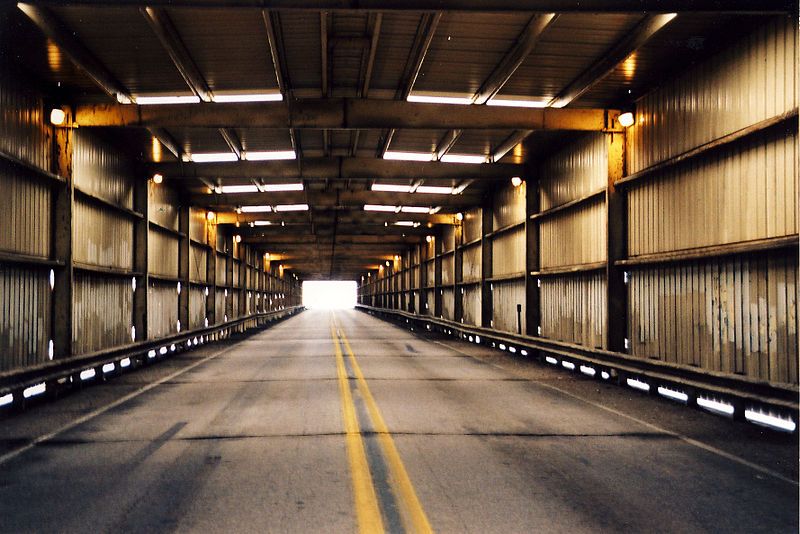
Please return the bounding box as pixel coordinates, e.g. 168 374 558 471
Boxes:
419 242 428 315
178 203 190 333
480 197 494 328
52 121 74 357
525 168 541 337
225 234 234 321
238 245 247 318
606 131 628 352
434 228 443 318
205 215 217 327
454 223 463 323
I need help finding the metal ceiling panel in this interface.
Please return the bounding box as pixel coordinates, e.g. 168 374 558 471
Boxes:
236 128 294 152
370 12 426 97
390 129 448 153
451 129 517 158
54 6 190 95
298 129 324 156
167 127 230 154
277 11 322 94
166 8 279 93
415 12 531 96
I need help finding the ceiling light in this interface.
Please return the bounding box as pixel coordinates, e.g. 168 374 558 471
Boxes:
394 221 415 227
135 95 201 105
240 205 272 213
206 211 216 222
253 220 272 226
486 97 549 108
415 186 454 195
511 176 523 187
451 183 470 195
234 235 242 243
221 185 259 194
274 204 309 212
371 184 413 193
456 212 464 221
213 92 283 103
426 236 433 243
186 152 238 163
262 183 304 192
440 154 486 164
618 112 635 128
400 206 430 214
244 151 296 161
428 207 441 214
364 204 397 212
407 93 472 105
383 151 434 162
385 261 390 267
50 108 66 125
152 173 163 184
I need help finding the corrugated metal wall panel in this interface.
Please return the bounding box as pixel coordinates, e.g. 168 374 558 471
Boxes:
148 230 179 278
442 254 454 285
73 273 132 353
540 199 606 268
493 182 526 228
0 265 51 371
147 280 179 339
189 244 207 283
540 133 607 210
73 200 134 269
424 289 434 315
442 225 456 252
73 130 134 208
442 288 455 320
0 165 51 257
230 290 240 319
462 243 482 282
216 253 228 285
629 17 797 173
149 183 180 231
463 207 483 242
189 285 206 329
189 208 208 243
492 280 525 334
492 228 525 276
462 286 481 326
628 129 798 256
541 272 606 349
425 260 435 286
629 251 797 385
215 288 227 322
0 63 50 171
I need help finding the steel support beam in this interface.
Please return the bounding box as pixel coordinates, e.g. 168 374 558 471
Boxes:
480 195 493 328
73 99 619 130
605 132 627 352
51 122 74 358
524 170 540 337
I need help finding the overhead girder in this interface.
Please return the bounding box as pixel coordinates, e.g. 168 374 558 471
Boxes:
72 99 620 131
193 190 482 210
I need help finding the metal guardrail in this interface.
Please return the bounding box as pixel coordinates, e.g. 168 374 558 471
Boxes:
358 305 798 431
0 306 304 410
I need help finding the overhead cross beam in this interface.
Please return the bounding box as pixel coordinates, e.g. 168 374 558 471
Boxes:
74 99 619 130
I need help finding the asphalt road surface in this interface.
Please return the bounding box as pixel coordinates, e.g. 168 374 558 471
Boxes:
0 309 796 533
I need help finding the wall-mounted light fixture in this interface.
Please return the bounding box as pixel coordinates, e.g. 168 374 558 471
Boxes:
151 173 163 184
50 108 66 126
511 176 523 187
618 111 635 128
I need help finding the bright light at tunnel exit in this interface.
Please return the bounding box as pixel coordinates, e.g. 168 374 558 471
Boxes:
302 281 357 309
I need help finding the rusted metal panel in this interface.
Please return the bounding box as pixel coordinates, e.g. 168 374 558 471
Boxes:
215 288 227 322
628 130 798 256
147 230 179 279
492 228 525 276
73 273 133 353
628 17 797 173
0 63 50 171
442 254 454 285
442 288 455 320
0 166 52 257
491 280 525 334
462 243 482 282
189 207 209 243
492 182 526 228
147 280 179 339
73 129 134 209
0 265 51 371
540 133 607 210
189 284 206 329
628 251 798 385
189 244 207 284
425 260 435 285
216 252 228 285
462 285 481 326
539 198 606 268
441 225 456 252
540 272 607 349
423 289 434 315
73 199 134 270
149 183 180 231
461 207 483 243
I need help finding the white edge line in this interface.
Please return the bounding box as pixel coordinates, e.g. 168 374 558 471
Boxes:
433 339 798 487
0 343 241 466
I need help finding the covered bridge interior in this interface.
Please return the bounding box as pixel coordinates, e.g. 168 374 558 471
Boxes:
0 2 797 532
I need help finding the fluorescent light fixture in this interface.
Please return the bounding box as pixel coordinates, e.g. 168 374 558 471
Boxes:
601 371 610 380
697 397 735 416
148 349 157 358
520 350 528 356
383 151 434 162
275 204 309 212
213 92 283 103
407 93 472 105
475 336 481 344
79 368 96 380
428 207 441 214
364 204 397 212
120 358 131 368
393 221 416 227
186 152 238 163
136 95 201 105
509 347 517 353
23 383 46 399
626 378 650 392
580 365 596 377
440 154 486 164
545 356 558 365
372 184 413 193
499 344 507 351
562 361 576 370
251 220 272 226
486 96 549 108
263 183 303 192
744 410 796 432
102 363 115 374
657 386 689 403
0 393 12 407
451 183 470 195
159 346 168 355
400 206 430 213
244 150 296 161
416 185 454 195
240 205 273 213
221 185 259 194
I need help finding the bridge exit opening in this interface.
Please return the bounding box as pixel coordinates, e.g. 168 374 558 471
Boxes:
302 281 357 309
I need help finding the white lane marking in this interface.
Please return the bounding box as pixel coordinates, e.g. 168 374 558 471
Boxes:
0 343 241 466
433 340 798 486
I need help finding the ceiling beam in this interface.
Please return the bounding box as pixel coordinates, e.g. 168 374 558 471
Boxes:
435 129 463 161
73 99 619 130
217 211 454 225
153 157 523 180
491 129 533 162
25 1 794 13
548 13 678 108
192 190 482 208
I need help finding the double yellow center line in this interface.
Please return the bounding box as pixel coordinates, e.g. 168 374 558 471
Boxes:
331 314 433 534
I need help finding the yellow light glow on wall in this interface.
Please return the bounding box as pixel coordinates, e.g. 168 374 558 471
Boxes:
151 136 162 162
622 53 637 81
47 40 62 72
